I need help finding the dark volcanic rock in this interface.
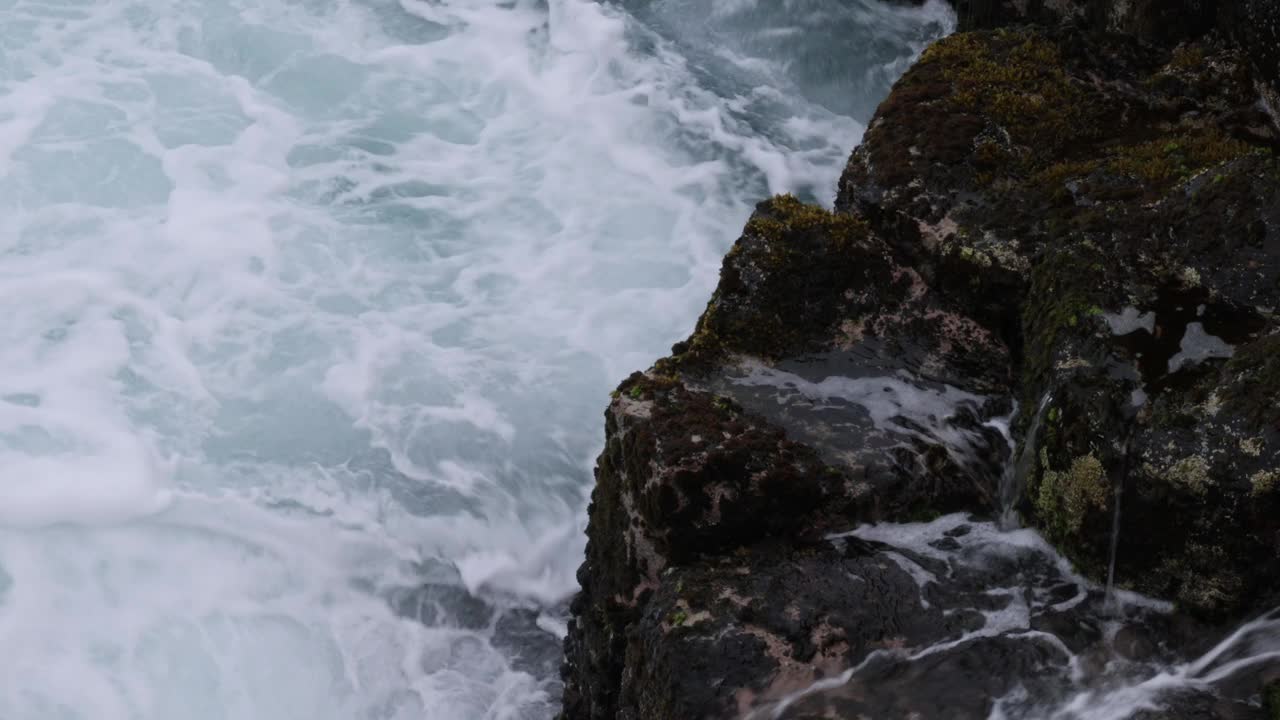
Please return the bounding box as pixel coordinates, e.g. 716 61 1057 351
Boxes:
951 0 1218 45
944 0 1280 108
560 196 1018 719
1221 0 1280 115
563 2 1280 718
834 21 1280 617
567 504 1250 720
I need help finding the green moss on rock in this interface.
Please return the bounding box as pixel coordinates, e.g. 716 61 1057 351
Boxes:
1030 127 1261 211
1252 470 1279 497
672 194 882 370
1035 450 1110 536
1108 131 1256 187
1019 244 1109 412
1165 455 1213 495
741 194 869 243
920 29 1094 166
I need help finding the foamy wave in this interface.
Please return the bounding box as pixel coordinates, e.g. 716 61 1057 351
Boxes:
0 0 952 716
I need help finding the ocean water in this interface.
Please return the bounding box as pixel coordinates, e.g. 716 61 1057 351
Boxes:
0 0 954 718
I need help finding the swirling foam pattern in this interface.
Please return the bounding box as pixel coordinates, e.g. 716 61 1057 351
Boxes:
0 0 952 717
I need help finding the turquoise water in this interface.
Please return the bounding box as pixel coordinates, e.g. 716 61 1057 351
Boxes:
0 0 952 717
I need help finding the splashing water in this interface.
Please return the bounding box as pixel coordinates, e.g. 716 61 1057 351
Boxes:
985 406 1019 529
755 513 1280 720
1014 608 1280 720
725 359 1015 502
1004 393 1052 530
1103 435 1130 615
715 362 1277 719
0 0 953 718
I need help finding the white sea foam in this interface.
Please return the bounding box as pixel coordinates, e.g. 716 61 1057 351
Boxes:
0 0 951 717
731 364 1003 475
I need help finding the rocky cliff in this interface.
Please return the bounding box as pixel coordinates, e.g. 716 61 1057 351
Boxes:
561 1 1280 718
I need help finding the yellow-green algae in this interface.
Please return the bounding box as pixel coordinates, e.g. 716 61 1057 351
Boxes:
1035 449 1109 535
1032 127 1260 202
668 194 873 370
920 29 1092 163
1166 456 1212 495
1252 469 1278 497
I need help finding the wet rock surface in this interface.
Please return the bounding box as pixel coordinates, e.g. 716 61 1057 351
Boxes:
563 1 1280 718
834 13 1280 619
949 0 1218 45
619 517 1193 720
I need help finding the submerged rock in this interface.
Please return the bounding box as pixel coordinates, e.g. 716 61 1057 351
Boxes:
563 2 1280 718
